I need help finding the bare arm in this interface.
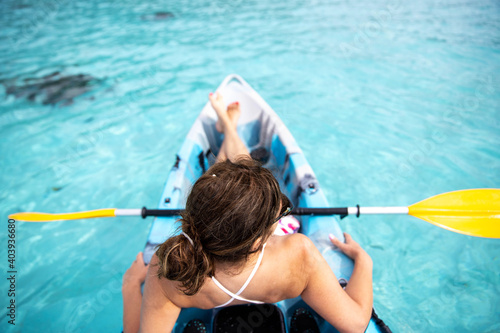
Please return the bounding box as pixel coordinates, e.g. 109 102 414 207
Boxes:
122 252 149 333
139 256 181 333
300 233 373 333
330 233 373 322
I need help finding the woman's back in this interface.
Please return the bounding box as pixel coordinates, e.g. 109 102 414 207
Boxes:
153 233 309 310
141 225 373 333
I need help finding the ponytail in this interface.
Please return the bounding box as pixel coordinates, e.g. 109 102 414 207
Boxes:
155 217 214 296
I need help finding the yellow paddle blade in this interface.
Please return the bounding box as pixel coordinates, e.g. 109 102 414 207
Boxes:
408 189 500 238
8 208 116 222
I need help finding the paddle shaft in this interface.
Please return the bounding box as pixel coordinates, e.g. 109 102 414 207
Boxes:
136 206 409 218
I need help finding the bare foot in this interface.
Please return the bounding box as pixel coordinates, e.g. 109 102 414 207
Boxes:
210 92 240 133
226 102 240 130
215 116 225 133
209 92 229 133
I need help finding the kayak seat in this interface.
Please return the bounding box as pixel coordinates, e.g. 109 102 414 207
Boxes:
213 304 285 333
289 308 320 333
183 319 207 333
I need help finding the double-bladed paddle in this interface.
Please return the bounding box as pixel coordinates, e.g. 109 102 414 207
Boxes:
8 189 500 238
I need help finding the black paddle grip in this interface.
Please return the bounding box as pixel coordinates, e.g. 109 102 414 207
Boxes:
141 207 183 218
291 207 348 216
140 207 349 218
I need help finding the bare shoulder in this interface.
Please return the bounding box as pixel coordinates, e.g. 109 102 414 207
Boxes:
148 253 160 266
145 254 159 283
145 254 176 296
268 234 321 283
280 233 322 264
144 254 180 300
279 232 313 248
143 254 165 296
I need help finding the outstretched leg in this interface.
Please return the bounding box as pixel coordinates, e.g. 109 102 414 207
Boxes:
209 92 250 162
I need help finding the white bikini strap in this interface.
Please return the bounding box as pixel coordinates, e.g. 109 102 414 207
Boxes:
212 243 267 307
212 278 265 305
238 243 267 293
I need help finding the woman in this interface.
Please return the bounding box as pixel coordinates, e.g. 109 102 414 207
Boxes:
122 93 373 333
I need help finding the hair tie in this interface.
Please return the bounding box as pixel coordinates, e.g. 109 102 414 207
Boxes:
181 231 194 246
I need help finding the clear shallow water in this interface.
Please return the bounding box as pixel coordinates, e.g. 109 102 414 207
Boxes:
1 0 499 332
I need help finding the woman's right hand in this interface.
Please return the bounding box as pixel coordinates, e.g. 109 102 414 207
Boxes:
329 233 369 261
122 252 149 290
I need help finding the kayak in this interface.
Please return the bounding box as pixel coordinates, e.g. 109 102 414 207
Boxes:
142 74 390 333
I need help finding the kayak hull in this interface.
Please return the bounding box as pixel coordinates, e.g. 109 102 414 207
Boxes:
142 74 388 333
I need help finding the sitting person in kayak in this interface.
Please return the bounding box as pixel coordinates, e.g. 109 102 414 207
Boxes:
122 92 374 333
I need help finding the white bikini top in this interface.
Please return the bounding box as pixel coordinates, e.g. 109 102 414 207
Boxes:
211 243 267 308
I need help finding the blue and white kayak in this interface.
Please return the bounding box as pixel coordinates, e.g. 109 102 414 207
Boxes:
142 74 390 333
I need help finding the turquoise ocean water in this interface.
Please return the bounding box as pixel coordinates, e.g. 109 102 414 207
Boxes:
1 0 499 332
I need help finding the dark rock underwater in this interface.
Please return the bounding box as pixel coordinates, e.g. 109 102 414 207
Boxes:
2 71 101 106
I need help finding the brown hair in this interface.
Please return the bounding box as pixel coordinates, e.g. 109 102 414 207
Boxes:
155 157 290 295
